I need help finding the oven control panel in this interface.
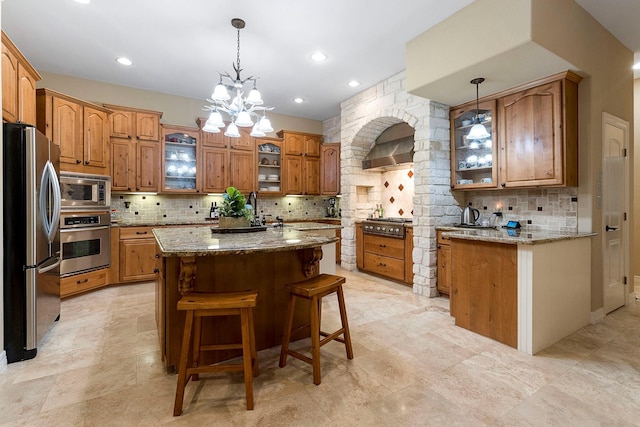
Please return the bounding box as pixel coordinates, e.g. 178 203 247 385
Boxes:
61 212 111 229
362 223 406 238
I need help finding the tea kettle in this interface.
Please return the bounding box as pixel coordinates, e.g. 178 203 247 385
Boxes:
461 204 480 225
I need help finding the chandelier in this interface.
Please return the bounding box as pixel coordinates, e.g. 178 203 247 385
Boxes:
203 18 273 138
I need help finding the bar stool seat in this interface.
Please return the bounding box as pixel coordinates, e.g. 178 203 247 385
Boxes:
173 290 258 416
279 274 353 385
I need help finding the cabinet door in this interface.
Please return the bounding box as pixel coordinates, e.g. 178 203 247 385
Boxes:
304 157 321 195
120 238 158 282
305 135 321 157
110 110 133 139
111 139 133 191
321 144 340 195
52 97 84 167
17 63 37 126
499 80 563 187
356 223 364 269
437 244 451 296
201 129 227 148
283 133 304 155
228 128 254 151
84 106 109 168
60 268 107 298
2 42 18 122
137 141 160 192
283 155 302 194
230 150 255 193
136 112 160 141
202 147 228 193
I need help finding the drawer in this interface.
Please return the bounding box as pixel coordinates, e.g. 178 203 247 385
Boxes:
363 234 405 259
120 226 154 240
61 268 107 297
363 253 405 281
437 230 451 245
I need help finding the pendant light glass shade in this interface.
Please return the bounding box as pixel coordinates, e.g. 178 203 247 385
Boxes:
250 122 266 137
224 122 241 137
246 85 263 105
212 83 230 101
202 121 221 133
466 123 490 140
206 110 225 128
258 115 273 133
235 111 254 127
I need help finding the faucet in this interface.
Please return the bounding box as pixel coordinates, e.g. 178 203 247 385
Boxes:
247 192 258 226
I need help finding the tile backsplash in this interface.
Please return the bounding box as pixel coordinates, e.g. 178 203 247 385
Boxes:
380 168 414 218
110 194 341 224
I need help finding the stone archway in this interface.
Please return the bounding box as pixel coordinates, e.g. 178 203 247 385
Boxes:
338 71 457 297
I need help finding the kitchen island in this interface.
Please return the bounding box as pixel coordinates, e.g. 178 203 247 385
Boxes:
439 227 596 355
153 225 338 372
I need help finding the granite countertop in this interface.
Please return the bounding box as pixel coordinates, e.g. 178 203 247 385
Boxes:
153 226 339 257
437 225 596 245
283 222 342 230
112 217 340 227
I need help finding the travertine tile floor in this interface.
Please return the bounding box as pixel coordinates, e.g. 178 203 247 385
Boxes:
2 266 640 426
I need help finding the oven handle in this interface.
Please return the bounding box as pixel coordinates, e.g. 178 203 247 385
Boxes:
60 225 111 233
37 255 61 274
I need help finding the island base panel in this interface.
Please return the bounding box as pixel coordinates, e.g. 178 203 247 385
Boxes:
160 249 316 372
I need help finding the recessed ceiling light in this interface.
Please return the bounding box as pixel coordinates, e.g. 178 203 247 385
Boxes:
311 52 327 62
116 57 133 66
293 97 305 104
74 0 91 4
633 62 640 70
348 80 360 87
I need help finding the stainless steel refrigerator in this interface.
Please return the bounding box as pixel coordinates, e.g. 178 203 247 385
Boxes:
3 123 62 363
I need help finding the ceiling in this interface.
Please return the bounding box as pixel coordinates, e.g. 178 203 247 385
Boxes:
1 0 638 122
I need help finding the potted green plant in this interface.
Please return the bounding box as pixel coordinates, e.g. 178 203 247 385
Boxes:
218 186 252 228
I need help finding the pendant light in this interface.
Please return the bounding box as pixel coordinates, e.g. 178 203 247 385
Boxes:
466 77 491 140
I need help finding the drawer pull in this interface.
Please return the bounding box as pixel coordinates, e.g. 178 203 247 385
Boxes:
136 231 148 235
378 263 387 267
76 278 89 285
379 244 386 248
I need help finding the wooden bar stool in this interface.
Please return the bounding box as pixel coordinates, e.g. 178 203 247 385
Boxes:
173 290 259 416
279 274 353 385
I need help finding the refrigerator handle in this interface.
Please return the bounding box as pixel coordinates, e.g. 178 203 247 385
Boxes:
39 160 61 243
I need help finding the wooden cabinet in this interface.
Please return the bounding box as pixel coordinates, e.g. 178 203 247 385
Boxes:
2 31 41 125
105 105 162 192
450 71 581 191
436 230 451 296
362 234 406 282
317 219 342 264
278 130 323 195
356 223 364 269
256 137 283 195
498 73 580 188
119 227 159 282
197 118 256 194
36 89 112 174
405 227 413 284
450 100 497 190
161 125 200 193
60 268 108 298
321 143 340 195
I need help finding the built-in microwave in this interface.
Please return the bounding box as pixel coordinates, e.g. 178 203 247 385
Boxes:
60 172 111 211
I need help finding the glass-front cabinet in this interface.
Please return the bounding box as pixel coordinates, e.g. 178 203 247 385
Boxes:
450 100 497 190
161 126 200 193
256 137 283 195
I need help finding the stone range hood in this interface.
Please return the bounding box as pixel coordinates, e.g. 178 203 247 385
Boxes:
362 122 415 170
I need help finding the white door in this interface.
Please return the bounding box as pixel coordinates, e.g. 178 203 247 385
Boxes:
602 112 628 314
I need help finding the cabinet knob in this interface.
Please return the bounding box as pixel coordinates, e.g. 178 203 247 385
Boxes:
501 183 506 187
153 268 159 274
84 160 90 165
155 254 160 259
128 135 132 139
127 187 131 191
76 159 81 164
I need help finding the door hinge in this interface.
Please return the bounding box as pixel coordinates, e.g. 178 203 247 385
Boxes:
624 276 627 285
623 148 628 157
624 212 627 221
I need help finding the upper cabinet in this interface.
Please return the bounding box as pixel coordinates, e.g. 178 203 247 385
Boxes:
277 130 323 195
450 71 581 191
36 89 111 174
256 137 283 195
321 143 341 195
450 100 497 190
161 125 200 193
2 31 41 126
498 74 580 188
104 104 162 192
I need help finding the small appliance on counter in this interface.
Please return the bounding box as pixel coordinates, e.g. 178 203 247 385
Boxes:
326 197 337 217
3 123 62 363
461 203 480 226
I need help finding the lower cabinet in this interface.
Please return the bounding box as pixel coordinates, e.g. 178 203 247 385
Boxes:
436 231 451 296
119 227 159 282
60 268 107 298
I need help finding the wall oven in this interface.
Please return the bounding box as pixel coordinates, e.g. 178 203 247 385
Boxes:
60 212 111 277
60 172 111 211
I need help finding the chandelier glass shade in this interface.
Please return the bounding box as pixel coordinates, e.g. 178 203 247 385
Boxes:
466 77 491 140
204 18 273 138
